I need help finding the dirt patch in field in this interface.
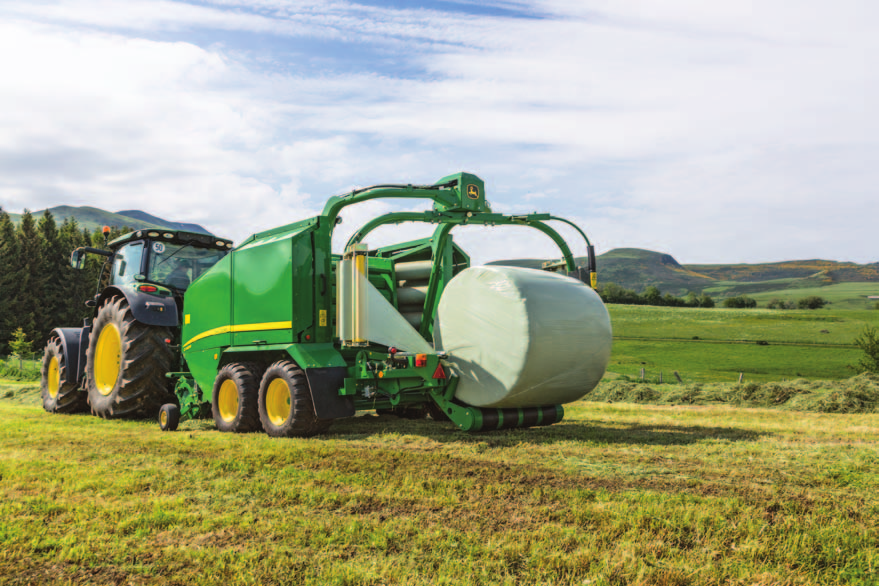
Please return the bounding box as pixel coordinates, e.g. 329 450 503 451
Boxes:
0 556 151 586
284 446 833 532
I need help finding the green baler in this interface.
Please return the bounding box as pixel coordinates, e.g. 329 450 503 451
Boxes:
160 172 612 435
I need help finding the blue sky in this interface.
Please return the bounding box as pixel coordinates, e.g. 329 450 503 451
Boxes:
0 0 875 265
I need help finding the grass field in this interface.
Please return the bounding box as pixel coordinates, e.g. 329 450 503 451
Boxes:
1 388 877 586
605 306 879 382
745 283 879 311
699 282 879 311
0 357 41 382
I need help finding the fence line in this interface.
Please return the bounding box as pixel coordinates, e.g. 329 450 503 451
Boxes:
1 353 42 376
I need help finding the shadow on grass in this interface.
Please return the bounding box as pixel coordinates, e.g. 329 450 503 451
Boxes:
327 414 767 446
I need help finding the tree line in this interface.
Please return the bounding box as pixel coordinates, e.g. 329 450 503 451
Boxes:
599 283 829 311
0 208 127 355
598 283 716 308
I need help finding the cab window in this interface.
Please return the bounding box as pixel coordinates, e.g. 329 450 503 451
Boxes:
147 242 227 291
111 242 145 287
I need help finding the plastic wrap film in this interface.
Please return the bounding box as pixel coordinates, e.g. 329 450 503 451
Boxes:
336 259 433 354
434 266 612 408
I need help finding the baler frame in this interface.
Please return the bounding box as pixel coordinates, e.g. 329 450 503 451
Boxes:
171 172 601 434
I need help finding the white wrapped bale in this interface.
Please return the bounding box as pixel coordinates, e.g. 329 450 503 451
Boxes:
435 266 612 408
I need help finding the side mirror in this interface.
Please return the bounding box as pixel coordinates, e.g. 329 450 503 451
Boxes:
70 249 85 270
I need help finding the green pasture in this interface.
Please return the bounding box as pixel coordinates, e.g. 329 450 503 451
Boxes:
608 340 861 382
747 282 879 310
701 281 879 310
607 305 877 345
2 390 878 586
605 305 878 382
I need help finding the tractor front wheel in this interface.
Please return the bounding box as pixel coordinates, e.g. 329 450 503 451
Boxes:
211 363 262 433
158 403 180 431
258 360 330 438
40 336 87 414
86 296 175 418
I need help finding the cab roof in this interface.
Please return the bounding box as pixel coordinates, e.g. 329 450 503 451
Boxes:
108 229 233 251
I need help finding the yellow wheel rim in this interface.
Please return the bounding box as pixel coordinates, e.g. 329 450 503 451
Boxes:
94 324 121 396
266 378 291 426
218 379 239 423
160 410 168 427
47 356 60 399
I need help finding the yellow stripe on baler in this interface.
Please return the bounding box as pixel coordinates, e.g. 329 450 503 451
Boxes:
183 321 292 350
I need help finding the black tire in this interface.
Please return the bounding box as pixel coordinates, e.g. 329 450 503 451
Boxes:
86 296 175 419
158 403 180 431
40 336 87 414
258 360 330 438
211 362 262 433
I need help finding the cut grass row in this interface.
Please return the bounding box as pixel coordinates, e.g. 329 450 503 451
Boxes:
2 391 878 586
590 374 879 414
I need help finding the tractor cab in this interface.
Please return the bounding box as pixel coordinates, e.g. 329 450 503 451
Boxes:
72 229 234 295
45 228 234 420
106 230 233 293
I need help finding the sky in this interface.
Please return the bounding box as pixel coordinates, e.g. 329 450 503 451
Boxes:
0 0 875 265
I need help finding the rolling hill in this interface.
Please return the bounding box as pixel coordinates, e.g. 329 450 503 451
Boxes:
490 248 879 307
489 248 714 294
7 206 211 235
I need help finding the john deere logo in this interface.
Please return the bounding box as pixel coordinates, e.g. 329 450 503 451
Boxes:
466 184 480 200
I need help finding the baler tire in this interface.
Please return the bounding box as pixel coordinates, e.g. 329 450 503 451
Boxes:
211 362 262 433
258 360 330 438
40 336 87 414
158 403 180 431
85 296 175 419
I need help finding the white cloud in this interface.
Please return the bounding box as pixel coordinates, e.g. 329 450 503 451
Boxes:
0 0 876 266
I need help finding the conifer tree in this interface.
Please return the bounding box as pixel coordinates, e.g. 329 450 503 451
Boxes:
38 210 67 340
59 218 95 327
0 208 18 353
14 211 42 344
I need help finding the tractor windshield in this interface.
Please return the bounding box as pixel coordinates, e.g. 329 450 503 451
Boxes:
146 242 227 291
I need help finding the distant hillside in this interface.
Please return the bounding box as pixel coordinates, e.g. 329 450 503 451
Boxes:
489 248 879 304
115 210 209 235
8 206 210 235
489 248 714 295
686 260 879 283
597 248 716 294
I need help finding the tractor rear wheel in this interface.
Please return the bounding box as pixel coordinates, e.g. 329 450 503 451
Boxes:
211 362 262 433
86 296 175 418
40 336 87 414
258 360 330 438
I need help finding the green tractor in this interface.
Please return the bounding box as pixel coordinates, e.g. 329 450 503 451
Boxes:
42 172 612 436
40 229 232 418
